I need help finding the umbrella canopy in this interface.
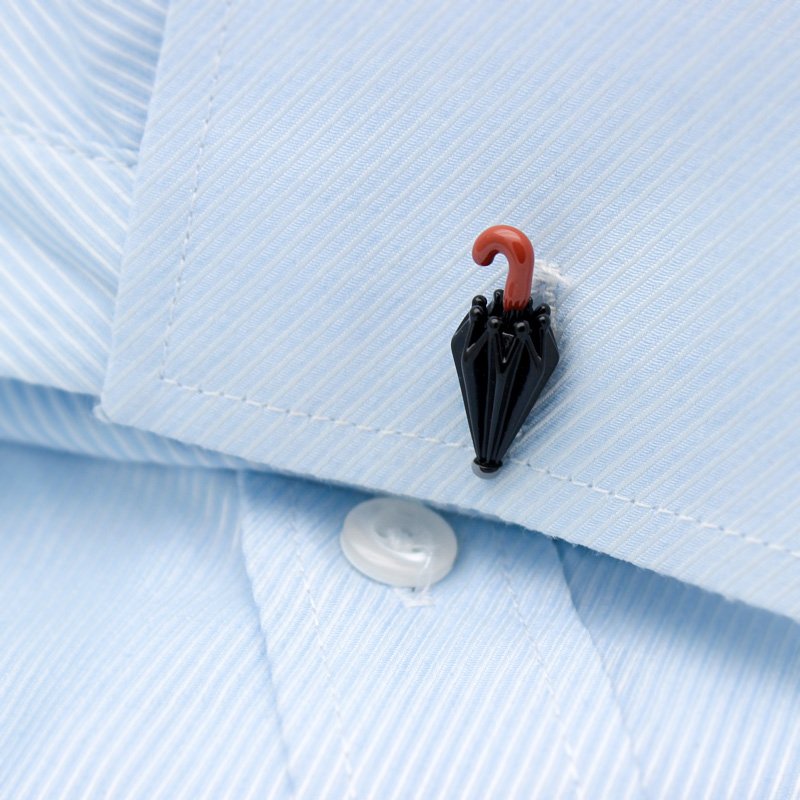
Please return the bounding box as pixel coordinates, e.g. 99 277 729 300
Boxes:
451 226 559 476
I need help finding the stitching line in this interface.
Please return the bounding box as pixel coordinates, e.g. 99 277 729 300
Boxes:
151 5 797 567
0 121 137 167
235 472 297 799
162 375 800 561
554 541 649 797
159 0 234 380
288 501 357 799
502 553 585 799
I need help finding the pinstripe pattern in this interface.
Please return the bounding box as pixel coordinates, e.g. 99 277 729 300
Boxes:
0 377 249 469
0 1 167 392
3 2 800 796
240 471 645 799
102 0 800 619
2 442 800 797
559 542 800 799
0 444 291 800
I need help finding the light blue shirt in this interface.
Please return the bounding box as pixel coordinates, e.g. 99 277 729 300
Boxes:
1 0 799 797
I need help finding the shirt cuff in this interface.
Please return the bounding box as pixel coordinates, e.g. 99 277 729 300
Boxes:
101 0 800 620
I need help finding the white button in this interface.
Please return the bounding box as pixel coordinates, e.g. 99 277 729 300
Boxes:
340 498 457 588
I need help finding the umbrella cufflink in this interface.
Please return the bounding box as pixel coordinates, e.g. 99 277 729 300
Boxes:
451 225 559 478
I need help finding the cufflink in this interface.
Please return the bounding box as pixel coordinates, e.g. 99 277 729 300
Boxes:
451 226 559 477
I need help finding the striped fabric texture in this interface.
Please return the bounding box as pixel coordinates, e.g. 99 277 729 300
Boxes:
0 0 167 393
558 543 800 798
2 441 799 798
239 473 645 799
100 0 800 620
2 3 800 796
0 377 248 470
0 445 292 799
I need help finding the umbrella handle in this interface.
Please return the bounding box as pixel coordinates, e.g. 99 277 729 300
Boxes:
471 225 534 311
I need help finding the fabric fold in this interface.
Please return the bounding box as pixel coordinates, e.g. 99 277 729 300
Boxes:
101 0 800 620
238 470 646 799
0 1 168 393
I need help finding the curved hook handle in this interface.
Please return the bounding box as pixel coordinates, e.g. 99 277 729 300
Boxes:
472 225 534 311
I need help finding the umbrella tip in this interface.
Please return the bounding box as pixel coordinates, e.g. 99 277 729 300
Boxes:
472 458 502 479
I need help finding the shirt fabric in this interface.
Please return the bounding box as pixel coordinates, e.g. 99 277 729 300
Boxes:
1 0 799 797
2 440 800 798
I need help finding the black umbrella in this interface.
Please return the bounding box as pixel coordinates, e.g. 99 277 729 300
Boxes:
451 225 559 477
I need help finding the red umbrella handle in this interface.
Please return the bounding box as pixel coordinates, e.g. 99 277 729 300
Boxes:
471 225 534 311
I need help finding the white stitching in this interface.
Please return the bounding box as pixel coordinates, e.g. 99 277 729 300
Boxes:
554 542 649 797
159 0 234 379
162 375 800 561
152 2 798 568
288 501 357 799
235 473 297 799
0 121 137 167
502 556 585 799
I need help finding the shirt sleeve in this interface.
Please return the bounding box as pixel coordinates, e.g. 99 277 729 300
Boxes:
3 1 799 620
